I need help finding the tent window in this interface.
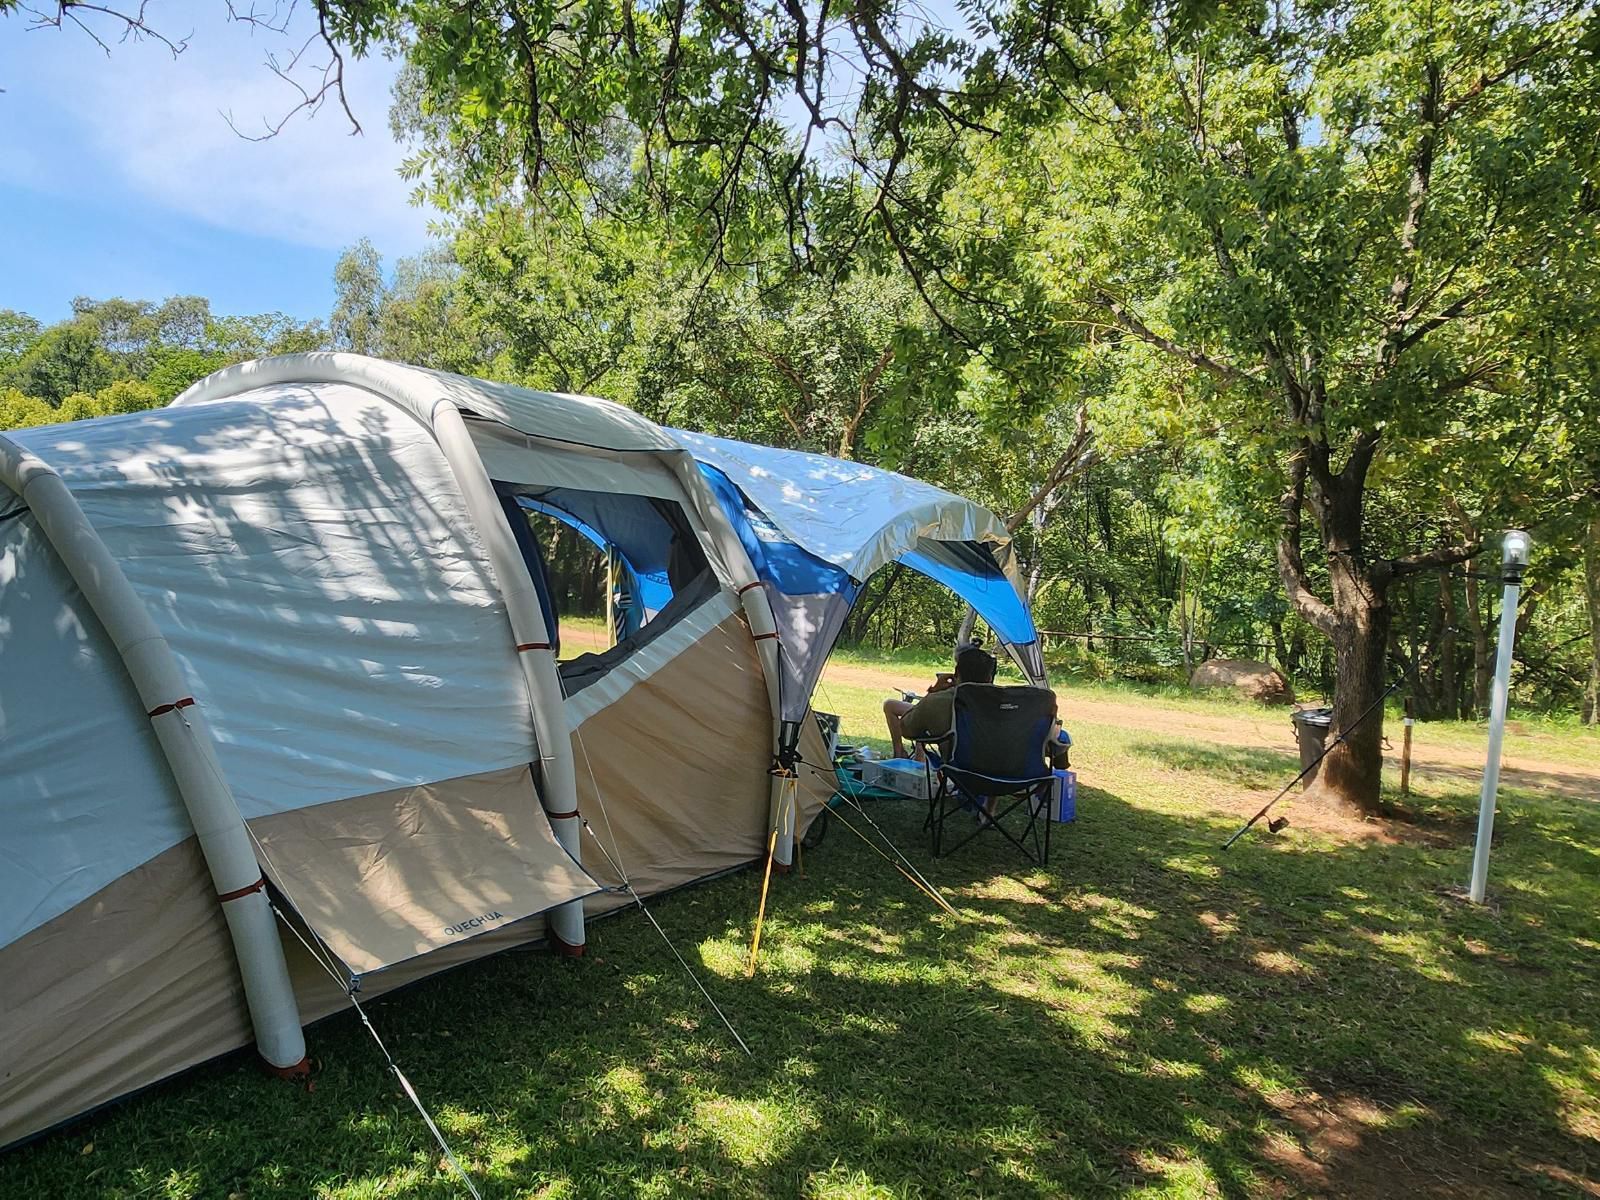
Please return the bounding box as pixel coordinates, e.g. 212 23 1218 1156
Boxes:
493 483 714 691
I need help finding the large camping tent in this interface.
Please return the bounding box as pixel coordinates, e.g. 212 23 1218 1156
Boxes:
0 353 1044 1149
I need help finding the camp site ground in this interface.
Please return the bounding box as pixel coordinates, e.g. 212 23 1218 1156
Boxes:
2 632 1596 1199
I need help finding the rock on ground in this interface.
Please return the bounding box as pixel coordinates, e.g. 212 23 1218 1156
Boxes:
1189 658 1295 705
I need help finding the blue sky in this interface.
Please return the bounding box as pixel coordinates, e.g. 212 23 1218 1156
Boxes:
0 3 433 326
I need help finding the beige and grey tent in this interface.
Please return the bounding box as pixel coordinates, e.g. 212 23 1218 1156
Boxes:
0 354 1045 1149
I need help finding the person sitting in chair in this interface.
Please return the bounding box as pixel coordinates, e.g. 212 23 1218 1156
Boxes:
882 642 998 759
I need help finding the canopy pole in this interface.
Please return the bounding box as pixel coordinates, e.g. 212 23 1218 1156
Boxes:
430 403 586 953
747 771 795 975
0 437 307 1072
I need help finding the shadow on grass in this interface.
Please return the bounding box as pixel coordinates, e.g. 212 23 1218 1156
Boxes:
1128 740 1300 790
3 784 1597 1199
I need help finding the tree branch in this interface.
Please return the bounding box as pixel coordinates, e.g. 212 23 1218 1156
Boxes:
837 342 895 460
1340 427 1382 488
1391 542 1483 577
222 0 359 140
23 0 188 55
1439 39 1559 122
1380 62 1441 362
1277 445 1338 636
1006 402 1099 533
1095 290 1256 386
1394 281 1492 354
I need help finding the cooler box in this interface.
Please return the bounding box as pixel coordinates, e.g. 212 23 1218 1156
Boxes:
1052 769 1077 822
873 757 936 801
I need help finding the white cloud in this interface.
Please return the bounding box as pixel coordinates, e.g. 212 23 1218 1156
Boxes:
0 4 432 253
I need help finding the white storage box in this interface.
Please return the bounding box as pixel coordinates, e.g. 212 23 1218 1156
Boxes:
873 757 936 801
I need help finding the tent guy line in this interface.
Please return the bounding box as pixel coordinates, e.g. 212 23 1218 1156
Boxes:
270 899 485 1200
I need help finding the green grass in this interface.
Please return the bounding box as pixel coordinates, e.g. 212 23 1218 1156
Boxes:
6 676 1596 1197
825 640 1600 771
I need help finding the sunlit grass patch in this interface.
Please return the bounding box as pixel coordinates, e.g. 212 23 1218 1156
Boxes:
693 1095 817 1166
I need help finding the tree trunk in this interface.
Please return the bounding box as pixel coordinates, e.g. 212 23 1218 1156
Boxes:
1275 431 1392 815
846 564 903 644
1464 569 1491 718
1435 579 1459 720
1270 613 1290 674
1178 558 1193 675
1586 513 1600 725
955 605 979 650
1313 557 1391 812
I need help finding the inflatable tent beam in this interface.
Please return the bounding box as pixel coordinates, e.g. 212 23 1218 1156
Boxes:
174 356 588 951
0 436 308 1073
431 402 586 951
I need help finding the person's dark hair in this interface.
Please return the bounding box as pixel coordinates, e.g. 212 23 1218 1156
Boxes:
954 643 997 685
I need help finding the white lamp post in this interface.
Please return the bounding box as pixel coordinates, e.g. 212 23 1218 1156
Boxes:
1467 530 1530 904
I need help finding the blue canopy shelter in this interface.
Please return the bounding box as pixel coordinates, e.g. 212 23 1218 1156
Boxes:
672 430 1048 733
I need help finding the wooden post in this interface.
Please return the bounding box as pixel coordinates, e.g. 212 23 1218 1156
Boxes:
1400 696 1415 796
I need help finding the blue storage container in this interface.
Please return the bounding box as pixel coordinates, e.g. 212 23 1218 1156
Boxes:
1052 769 1077 822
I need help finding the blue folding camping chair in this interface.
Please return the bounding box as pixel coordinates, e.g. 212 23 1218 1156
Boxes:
919 683 1057 867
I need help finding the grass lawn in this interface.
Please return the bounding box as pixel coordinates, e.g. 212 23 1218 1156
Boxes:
3 652 1597 1197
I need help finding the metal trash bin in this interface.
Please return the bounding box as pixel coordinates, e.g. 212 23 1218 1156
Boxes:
1292 708 1333 789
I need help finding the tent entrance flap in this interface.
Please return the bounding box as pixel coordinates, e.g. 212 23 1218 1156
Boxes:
248 765 600 977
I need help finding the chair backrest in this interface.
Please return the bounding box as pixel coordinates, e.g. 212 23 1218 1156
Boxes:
948 683 1057 784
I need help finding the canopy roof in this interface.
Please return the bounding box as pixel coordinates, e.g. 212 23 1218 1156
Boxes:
673 431 1043 720
672 430 1015 585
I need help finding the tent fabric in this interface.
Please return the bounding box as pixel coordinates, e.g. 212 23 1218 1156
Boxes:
1 385 540 950
249 765 600 977
498 492 564 657
677 431 1045 708
693 461 863 719
672 429 1016 586
177 353 679 454
0 838 252 1149
695 462 855 597
0 500 189 944
568 609 837 894
516 493 677 615
562 590 738 724
896 541 1034 648
470 421 685 499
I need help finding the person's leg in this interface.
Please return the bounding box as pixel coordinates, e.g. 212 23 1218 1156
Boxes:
882 698 914 758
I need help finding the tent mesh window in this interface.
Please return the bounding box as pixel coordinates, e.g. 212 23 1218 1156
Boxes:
495 484 717 695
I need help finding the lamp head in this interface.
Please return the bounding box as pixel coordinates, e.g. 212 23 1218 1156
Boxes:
1500 530 1530 584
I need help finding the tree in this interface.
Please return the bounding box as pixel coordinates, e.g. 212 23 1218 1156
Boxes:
953 1 1595 810
17 0 1600 758
379 246 505 375
0 388 55 431
1 318 116 404
331 239 387 355
0 311 42 373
